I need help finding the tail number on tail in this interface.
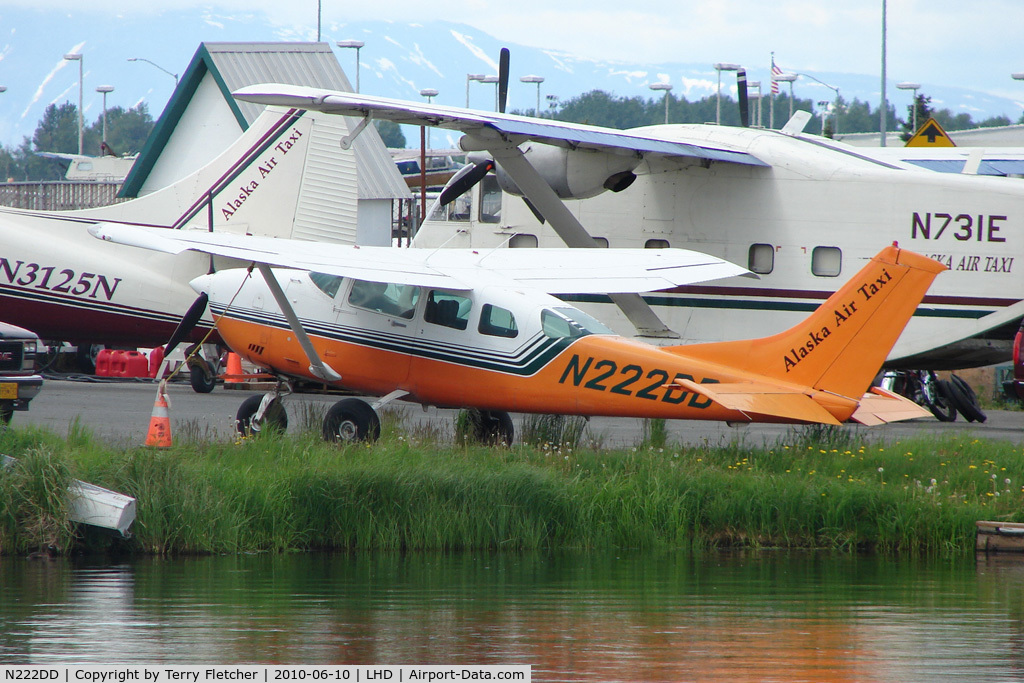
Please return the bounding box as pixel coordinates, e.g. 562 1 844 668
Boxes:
0 258 121 301
557 354 716 408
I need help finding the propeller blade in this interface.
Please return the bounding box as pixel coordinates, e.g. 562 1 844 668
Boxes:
165 293 208 355
498 47 510 113
737 68 749 128
439 159 494 205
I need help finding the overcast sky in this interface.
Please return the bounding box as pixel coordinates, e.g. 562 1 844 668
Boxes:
4 0 1019 100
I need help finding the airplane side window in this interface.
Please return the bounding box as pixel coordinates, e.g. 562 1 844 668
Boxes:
593 237 609 248
645 239 670 249
478 304 518 338
509 234 538 248
349 279 420 318
425 291 472 330
479 175 501 224
748 244 775 275
541 307 614 340
309 272 344 298
811 246 842 277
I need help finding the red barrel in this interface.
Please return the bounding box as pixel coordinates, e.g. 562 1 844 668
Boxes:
148 346 165 378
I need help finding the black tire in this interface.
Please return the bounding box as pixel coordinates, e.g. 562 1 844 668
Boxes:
76 343 103 374
235 394 288 436
322 398 381 443
949 374 987 423
189 363 217 394
928 379 958 422
467 409 514 446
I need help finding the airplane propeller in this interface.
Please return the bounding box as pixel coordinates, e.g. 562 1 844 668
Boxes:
497 47 510 113
164 292 208 355
439 158 495 206
737 68 749 128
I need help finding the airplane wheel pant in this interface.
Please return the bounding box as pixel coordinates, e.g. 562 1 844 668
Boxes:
323 398 381 443
235 395 288 436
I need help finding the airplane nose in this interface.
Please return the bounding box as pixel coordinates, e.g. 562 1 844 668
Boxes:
189 273 215 295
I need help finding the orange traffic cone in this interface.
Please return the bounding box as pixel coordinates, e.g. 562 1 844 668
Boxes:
145 380 172 448
225 352 243 384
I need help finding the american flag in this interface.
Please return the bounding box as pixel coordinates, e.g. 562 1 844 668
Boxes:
771 57 782 95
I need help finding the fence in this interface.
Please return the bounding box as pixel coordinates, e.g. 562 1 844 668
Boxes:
0 181 125 210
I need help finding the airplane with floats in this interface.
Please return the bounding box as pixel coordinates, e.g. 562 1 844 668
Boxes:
92 221 944 442
228 73 1024 374
0 104 385 389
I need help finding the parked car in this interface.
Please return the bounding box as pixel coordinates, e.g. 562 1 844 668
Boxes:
0 322 43 424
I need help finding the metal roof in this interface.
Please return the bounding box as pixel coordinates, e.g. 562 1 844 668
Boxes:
121 42 410 200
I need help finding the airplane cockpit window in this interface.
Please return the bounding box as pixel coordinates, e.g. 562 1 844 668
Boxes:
479 175 501 224
811 246 842 277
478 304 518 338
748 244 775 274
541 307 614 340
348 279 420 318
425 291 472 330
309 272 344 298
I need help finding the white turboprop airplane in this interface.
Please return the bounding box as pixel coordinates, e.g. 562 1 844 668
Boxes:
229 83 1024 372
91 222 942 442
0 105 381 389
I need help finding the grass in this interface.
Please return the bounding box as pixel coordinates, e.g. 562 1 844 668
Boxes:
0 419 1021 558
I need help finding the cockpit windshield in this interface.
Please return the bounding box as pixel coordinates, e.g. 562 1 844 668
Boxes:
541 306 614 339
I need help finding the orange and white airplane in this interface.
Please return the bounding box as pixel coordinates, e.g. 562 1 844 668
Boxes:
93 221 944 443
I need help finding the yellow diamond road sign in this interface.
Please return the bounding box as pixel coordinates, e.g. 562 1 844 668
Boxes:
906 117 955 147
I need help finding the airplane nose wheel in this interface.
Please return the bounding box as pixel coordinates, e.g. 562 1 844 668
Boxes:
323 398 381 443
235 394 289 436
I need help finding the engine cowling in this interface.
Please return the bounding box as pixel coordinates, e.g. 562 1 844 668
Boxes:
495 143 639 200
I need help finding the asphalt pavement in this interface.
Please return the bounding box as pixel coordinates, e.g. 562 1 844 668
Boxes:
12 376 1023 448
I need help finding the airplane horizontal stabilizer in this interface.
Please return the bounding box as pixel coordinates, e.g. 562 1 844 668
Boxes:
671 378 842 425
849 387 932 426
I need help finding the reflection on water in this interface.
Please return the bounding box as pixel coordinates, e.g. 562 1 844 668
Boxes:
3 551 1024 681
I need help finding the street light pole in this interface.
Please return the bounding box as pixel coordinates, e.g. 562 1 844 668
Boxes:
881 0 888 146
520 75 544 116
336 40 365 93
419 88 438 148
127 57 179 85
713 62 741 125
648 82 673 124
896 81 921 133
63 53 83 155
96 85 114 153
479 75 499 111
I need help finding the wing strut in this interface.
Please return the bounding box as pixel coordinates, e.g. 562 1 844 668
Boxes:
256 263 342 382
478 136 680 338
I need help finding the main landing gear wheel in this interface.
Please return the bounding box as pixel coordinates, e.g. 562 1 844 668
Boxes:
467 409 514 446
948 374 987 423
928 379 958 423
323 398 381 443
235 394 288 436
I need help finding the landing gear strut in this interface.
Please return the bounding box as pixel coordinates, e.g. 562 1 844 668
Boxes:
235 386 290 436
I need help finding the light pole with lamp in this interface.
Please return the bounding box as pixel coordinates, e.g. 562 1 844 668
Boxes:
774 73 798 121
520 75 544 116
713 62 741 124
896 82 921 133
336 40 364 93
419 88 437 148
96 85 113 153
465 74 485 108
63 52 83 155
648 82 673 124
748 81 761 127
127 57 178 86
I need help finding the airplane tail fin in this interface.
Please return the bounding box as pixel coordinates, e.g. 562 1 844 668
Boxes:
673 245 946 401
70 106 404 245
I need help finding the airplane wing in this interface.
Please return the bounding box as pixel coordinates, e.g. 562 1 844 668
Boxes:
89 224 749 295
233 84 768 168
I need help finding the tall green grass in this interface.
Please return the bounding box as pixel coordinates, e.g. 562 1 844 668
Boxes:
0 421 1020 557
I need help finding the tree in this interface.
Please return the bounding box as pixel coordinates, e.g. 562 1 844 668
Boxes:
374 120 406 148
84 103 154 156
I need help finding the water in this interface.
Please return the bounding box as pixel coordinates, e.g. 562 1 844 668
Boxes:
2 551 1024 681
